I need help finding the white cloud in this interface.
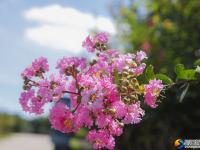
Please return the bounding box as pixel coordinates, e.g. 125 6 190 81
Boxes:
23 5 116 54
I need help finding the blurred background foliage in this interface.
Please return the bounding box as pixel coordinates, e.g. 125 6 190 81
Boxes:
0 112 90 150
0 114 50 138
113 0 200 150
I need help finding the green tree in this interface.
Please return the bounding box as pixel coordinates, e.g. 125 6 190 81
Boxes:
113 0 200 149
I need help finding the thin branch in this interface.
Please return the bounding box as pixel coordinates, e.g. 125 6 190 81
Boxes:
72 102 81 113
63 90 80 95
165 80 194 89
28 79 39 86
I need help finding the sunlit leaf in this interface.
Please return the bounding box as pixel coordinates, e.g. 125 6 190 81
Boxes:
175 64 196 80
155 74 173 84
175 64 184 74
194 59 200 66
145 65 155 81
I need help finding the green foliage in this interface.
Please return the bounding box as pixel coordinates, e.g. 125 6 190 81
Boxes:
114 1 200 149
144 65 173 84
194 59 200 66
70 128 92 150
175 64 196 80
0 113 50 136
115 0 200 74
75 128 87 138
155 73 173 84
145 65 155 81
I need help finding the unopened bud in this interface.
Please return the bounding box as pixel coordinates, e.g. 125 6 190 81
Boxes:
95 42 101 48
102 45 107 51
130 61 137 68
128 84 134 91
90 60 97 66
109 108 116 114
130 94 137 100
131 78 137 84
121 86 127 92
123 97 130 103
122 71 129 77
23 85 30 90
122 79 129 86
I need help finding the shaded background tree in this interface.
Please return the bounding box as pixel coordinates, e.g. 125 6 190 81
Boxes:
112 0 200 149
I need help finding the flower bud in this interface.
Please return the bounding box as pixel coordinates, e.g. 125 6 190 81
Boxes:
120 86 128 92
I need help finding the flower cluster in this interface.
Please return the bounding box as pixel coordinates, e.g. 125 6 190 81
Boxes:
21 57 49 79
144 79 164 108
82 32 108 52
19 32 164 149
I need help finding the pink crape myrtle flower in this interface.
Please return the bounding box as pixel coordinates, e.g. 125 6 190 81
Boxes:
49 102 75 133
144 92 157 108
135 50 147 64
21 67 35 79
19 89 34 112
94 32 109 43
87 129 115 150
32 57 49 71
144 79 164 108
108 119 123 136
82 36 95 52
21 57 49 78
88 60 111 75
67 80 78 109
133 63 146 76
123 102 145 124
49 74 67 101
96 113 112 128
37 80 53 102
81 88 104 112
96 113 123 136
77 73 96 88
74 105 93 129
19 32 167 150
111 101 126 118
82 32 109 53
111 53 135 73
98 49 120 63
19 89 45 114
56 57 87 74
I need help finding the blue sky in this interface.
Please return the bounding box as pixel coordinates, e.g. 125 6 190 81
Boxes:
0 0 117 118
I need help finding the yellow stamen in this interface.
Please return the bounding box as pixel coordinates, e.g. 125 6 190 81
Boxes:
64 119 73 129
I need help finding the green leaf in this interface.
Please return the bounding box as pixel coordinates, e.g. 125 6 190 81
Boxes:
145 65 155 81
194 59 200 66
175 64 197 80
178 69 196 80
155 74 173 84
184 69 197 80
175 64 184 74
179 83 190 102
